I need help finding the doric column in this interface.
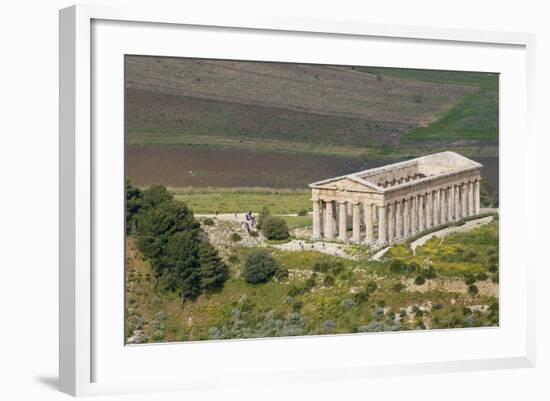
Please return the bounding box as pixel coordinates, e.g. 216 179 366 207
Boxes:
388 203 395 243
403 198 410 238
395 200 402 239
433 189 440 226
364 202 373 244
468 181 474 217
447 186 453 222
418 194 425 232
411 195 418 234
312 199 321 239
455 185 461 220
338 201 347 241
440 189 447 224
461 183 467 219
425 192 432 229
372 205 378 224
352 202 361 243
474 179 481 215
332 202 338 233
378 204 387 245
324 200 334 239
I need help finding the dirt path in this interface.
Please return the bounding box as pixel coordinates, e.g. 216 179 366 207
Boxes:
410 215 495 255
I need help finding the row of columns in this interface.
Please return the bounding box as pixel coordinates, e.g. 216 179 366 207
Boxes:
312 179 480 245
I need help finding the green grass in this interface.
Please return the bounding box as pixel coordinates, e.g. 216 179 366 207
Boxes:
358 67 499 141
172 187 312 215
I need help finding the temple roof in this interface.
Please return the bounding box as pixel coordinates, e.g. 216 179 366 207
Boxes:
309 151 482 193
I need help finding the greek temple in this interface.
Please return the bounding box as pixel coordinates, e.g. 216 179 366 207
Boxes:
309 151 483 245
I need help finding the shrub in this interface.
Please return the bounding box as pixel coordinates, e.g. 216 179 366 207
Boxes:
366 281 378 293
372 306 385 320
275 267 289 281
292 300 303 312
413 93 424 103
488 264 498 273
468 284 479 295
464 274 476 285
203 217 215 226
423 267 437 279
323 319 336 333
249 230 259 237
341 298 354 310
227 254 239 264
261 216 289 240
492 274 499 284
432 303 443 310
389 259 406 273
304 273 317 290
288 286 304 297
476 272 488 281
353 291 369 304
323 274 335 286
297 208 309 216
230 232 242 242
242 250 279 284
256 206 271 230
414 275 426 285
392 283 406 293
408 262 420 272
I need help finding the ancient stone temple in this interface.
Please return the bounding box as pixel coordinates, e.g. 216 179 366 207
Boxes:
309 151 483 245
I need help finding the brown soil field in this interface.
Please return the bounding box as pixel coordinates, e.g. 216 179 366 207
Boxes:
126 56 474 123
126 145 498 191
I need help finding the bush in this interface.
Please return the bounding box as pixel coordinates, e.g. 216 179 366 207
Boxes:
323 319 336 333
389 259 406 273
297 208 309 216
423 267 437 279
468 284 479 295
275 267 289 281
432 303 443 310
414 275 426 285
292 300 303 312
242 250 279 284
249 230 259 237
256 206 271 230
304 273 317 290
203 217 215 226
488 264 498 273
392 283 406 293
353 291 369 304
323 274 335 286
261 216 289 240
476 272 488 281
366 281 378 293
288 286 304 297
230 232 242 242
341 298 354 310
227 254 239 264
464 274 476 285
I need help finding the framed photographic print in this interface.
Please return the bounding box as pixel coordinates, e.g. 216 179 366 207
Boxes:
59 4 536 397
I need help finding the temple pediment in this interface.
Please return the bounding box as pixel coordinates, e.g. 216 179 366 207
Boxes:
310 176 382 193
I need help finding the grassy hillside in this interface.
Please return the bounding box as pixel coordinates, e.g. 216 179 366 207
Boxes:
125 56 486 151
359 67 499 141
126 220 499 343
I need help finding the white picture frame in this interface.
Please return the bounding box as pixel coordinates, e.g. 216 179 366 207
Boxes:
59 4 536 397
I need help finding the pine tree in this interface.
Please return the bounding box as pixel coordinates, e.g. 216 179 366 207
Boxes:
198 242 229 293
